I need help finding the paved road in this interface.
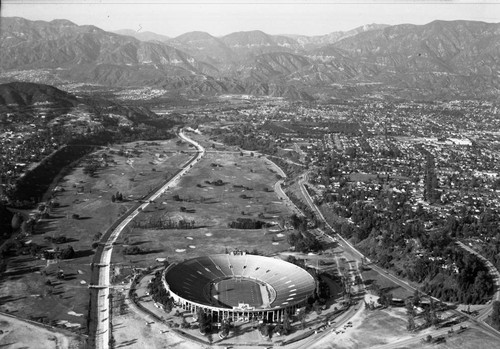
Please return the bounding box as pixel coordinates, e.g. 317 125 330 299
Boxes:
457 241 500 324
90 130 205 349
296 171 500 344
266 157 304 217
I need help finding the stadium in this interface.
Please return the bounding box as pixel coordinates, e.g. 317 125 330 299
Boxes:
162 253 317 323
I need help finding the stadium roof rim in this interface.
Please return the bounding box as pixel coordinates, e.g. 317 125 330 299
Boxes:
163 254 316 311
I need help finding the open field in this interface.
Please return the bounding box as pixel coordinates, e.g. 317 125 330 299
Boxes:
0 139 192 332
415 327 500 349
312 307 413 349
311 306 500 349
109 301 200 349
0 313 84 349
111 150 295 270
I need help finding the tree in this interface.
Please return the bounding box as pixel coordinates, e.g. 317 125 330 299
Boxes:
59 245 76 259
274 324 284 336
413 289 421 306
354 275 363 286
406 298 416 331
11 213 21 231
196 309 211 334
220 319 230 338
297 309 307 330
379 292 389 307
407 313 416 332
259 323 271 337
282 311 291 335
429 298 439 327
20 221 29 234
181 316 190 329
492 301 500 330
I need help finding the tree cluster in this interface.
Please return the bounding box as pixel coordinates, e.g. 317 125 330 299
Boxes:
196 308 212 334
317 166 495 304
111 191 124 202
148 271 174 313
228 218 268 229
134 217 196 230
287 231 323 253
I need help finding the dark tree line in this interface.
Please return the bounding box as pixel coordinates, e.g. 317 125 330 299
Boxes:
228 218 268 229
134 218 196 230
148 271 174 313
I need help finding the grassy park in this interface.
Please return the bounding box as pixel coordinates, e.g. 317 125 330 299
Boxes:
110 149 295 271
0 138 192 332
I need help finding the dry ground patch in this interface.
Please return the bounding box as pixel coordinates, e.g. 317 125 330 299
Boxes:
414 327 500 349
312 307 411 349
0 139 191 332
110 309 200 349
0 313 84 349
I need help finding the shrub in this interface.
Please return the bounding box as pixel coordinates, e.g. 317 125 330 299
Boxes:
60 245 76 259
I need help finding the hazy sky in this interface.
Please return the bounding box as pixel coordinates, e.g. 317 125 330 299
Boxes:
3 0 500 37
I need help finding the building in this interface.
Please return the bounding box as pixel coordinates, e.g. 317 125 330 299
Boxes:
163 254 316 323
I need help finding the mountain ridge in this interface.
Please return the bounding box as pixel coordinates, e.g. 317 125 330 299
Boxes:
2 17 499 100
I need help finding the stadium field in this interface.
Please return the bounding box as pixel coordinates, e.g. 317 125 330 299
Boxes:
214 278 263 308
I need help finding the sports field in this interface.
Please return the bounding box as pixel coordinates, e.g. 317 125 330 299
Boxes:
214 278 263 308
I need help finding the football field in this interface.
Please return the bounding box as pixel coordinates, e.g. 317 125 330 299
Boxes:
215 279 263 308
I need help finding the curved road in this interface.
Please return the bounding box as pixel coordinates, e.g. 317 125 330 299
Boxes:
90 130 205 349
297 172 500 345
457 241 500 324
265 157 304 217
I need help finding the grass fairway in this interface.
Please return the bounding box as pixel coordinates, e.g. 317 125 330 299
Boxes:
111 150 295 270
0 139 191 332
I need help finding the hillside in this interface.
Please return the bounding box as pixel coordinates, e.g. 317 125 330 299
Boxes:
0 81 180 205
0 81 78 109
285 23 390 49
0 17 217 80
1 17 500 100
112 29 170 43
330 20 500 99
168 31 235 65
0 81 170 128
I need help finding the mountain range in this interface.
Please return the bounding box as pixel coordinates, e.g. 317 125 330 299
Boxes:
1 17 499 100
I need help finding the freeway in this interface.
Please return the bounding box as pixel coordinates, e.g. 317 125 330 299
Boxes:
89 130 205 349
